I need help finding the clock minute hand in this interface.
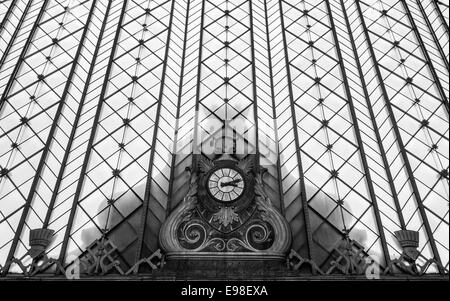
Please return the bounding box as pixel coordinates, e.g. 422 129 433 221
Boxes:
220 179 242 187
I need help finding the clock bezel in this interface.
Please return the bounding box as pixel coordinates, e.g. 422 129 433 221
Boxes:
199 159 255 211
206 166 245 203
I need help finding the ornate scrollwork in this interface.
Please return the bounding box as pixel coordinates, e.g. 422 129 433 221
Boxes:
159 156 292 259
383 230 446 276
245 222 273 250
3 228 66 276
173 203 276 253
179 219 208 250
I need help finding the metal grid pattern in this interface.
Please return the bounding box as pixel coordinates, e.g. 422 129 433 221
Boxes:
0 0 448 276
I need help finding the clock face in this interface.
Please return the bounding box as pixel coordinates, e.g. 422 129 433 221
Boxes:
207 167 245 203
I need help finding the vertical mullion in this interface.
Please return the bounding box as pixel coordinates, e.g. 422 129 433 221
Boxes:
324 0 390 265
1 0 99 276
134 0 176 263
400 0 449 113
167 0 191 214
191 0 207 169
278 0 314 261
0 0 49 114
338 0 406 230
57 0 129 267
248 0 260 164
43 0 112 228
263 0 285 215
355 0 445 274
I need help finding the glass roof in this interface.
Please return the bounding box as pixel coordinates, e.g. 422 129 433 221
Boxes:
0 0 448 276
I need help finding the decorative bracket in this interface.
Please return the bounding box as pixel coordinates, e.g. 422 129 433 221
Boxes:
2 228 65 276
383 230 446 276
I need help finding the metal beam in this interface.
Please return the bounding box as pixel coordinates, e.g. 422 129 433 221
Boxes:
167 0 191 215
249 0 261 168
191 0 207 170
278 0 314 262
263 0 286 215
355 0 445 274
134 0 177 263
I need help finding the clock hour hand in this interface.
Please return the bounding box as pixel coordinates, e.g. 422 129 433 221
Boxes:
221 183 238 188
220 179 242 187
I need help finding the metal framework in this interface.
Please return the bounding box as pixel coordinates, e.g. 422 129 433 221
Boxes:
0 0 448 278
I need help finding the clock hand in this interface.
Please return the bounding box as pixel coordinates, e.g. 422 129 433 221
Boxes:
220 179 242 187
221 183 238 188
228 179 242 184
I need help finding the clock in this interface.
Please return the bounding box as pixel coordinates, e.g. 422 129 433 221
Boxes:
207 167 245 203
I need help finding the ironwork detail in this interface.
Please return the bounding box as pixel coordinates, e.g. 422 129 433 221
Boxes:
1 228 65 276
383 230 446 276
159 155 291 257
288 249 324 275
325 234 371 275
126 249 165 275
77 235 125 276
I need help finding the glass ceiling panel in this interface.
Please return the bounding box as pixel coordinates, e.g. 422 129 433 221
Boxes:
0 0 448 277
